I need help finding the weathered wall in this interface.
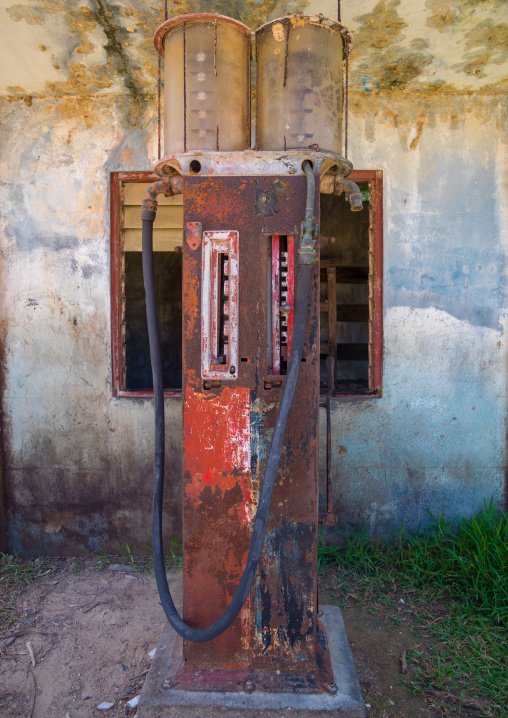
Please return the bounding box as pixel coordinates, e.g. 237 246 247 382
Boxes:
325 93 508 536
1 0 507 552
0 95 185 553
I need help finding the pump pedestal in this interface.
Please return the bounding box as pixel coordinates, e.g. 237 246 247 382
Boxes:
137 604 365 717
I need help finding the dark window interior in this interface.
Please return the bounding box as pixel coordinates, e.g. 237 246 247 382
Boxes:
124 251 182 390
319 185 371 395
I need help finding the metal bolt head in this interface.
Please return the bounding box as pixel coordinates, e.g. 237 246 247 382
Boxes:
243 678 256 693
229 365 236 374
326 682 338 695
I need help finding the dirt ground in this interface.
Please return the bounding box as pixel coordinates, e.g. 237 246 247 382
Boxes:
0 559 448 718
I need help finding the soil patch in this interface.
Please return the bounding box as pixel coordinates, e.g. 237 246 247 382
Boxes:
0 558 181 717
0 558 454 717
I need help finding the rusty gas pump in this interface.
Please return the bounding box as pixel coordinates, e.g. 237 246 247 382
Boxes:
139 13 365 715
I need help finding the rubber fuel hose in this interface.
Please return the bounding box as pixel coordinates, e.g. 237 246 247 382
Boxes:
142 161 316 642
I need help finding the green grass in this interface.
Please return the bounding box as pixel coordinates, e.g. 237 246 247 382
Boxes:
318 499 508 717
0 553 58 632
101 538 183 574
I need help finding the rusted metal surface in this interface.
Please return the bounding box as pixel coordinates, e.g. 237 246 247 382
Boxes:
142 176 183 201
320 174 363 210
163 619 334 694
181 173 321 681
155 150 352 180
184 222 202 250
319 398 338 527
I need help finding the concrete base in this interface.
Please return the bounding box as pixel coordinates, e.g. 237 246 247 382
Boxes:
137 605 366 717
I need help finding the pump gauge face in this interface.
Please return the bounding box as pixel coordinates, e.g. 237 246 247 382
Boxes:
201 230 239 380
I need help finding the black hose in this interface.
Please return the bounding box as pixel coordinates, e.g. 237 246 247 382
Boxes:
142 161 316 642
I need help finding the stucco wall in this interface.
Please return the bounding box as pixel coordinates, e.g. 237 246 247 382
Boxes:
1 0 507 552
323 94 508 537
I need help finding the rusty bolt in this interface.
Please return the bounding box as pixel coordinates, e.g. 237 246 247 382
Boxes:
242 678 256 693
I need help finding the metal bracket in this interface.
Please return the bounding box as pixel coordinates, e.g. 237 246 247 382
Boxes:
185 222 202 250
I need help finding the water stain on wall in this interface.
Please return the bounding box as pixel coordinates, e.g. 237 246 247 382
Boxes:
350 1 434 91
426 0 507 33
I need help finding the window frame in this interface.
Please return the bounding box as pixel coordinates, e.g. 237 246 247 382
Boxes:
110 169 382 399
324 169 383 399
110 171 182 398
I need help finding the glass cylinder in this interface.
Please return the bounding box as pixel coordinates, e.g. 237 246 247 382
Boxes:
154 14 251 154
255 16 351 154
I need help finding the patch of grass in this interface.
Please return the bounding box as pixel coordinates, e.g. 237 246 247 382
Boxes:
143 538 183 573
101 538 183 575
0 553 58 632
319 500 508 717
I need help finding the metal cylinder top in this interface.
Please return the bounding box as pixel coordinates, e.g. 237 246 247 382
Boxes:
254 14 353 58
154 13 252 56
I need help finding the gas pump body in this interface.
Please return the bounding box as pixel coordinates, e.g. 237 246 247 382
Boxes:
142 12 364 705
180 168 321 686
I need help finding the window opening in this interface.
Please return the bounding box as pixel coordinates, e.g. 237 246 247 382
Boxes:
111 172 183 396
319 170 383 397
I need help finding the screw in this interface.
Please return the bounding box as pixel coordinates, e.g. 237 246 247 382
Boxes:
326 682 338 695
229 365 236 374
